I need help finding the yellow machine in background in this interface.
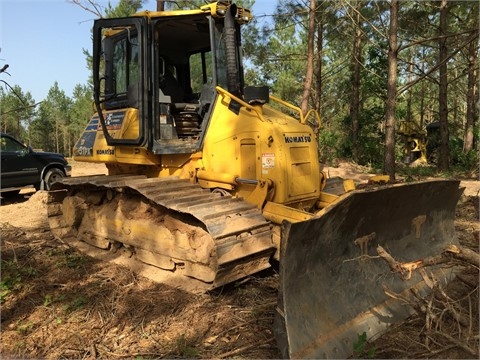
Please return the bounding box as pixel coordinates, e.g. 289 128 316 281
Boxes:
398 119 428 165
47 2 463 358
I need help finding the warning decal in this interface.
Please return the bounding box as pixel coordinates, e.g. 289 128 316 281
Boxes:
262 153 275 169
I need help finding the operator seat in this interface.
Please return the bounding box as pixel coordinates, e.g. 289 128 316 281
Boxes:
160 67 184 103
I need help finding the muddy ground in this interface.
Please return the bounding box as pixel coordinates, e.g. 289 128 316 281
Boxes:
1 161 478 359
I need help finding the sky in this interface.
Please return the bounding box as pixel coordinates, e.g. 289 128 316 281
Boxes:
0 0 276 103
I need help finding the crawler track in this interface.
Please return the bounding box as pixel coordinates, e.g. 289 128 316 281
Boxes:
47 175 274 292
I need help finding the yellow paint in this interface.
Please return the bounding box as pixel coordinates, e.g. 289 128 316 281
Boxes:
73 83 324 223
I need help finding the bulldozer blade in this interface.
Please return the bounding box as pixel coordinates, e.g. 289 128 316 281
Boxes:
274 179 464 359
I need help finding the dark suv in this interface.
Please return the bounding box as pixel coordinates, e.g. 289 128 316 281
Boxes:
0 133 72 197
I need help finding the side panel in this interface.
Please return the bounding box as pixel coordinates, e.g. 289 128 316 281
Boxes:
202 94 321 206
73 110 160 166
285 135 318 199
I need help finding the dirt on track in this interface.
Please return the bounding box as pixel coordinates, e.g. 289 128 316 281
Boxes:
1 160 478 359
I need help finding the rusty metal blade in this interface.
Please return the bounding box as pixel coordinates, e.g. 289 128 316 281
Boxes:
274 180 464 359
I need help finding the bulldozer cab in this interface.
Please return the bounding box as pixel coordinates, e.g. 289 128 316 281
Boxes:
91 5 248 155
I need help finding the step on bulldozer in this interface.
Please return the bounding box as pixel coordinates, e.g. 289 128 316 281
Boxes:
47 2 463 358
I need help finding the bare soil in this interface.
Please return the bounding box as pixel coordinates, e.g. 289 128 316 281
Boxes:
1 160 478 359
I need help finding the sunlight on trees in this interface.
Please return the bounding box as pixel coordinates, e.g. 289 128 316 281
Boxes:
0 0 477 173
243 0 478 173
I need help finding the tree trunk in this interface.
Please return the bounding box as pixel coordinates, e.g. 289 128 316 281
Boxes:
438 0 450 171
419 48 426 131
55 120 59 153
384 0 399 181
350 4 362 163
63 126 67 156
463 32 478 153
156 1 165 11
407 48 413 126
314 4 323 113
300 0 316 117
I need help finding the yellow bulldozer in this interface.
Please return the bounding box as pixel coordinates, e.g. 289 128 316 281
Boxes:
398 119 429 165
47 2 463 358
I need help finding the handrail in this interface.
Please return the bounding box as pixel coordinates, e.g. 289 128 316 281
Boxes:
304 108 322 130
215 86 266 122
269 95 322 134
269 95 304 123
215 87 322 134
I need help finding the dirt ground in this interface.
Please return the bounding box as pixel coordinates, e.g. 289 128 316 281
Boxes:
1 160 478 359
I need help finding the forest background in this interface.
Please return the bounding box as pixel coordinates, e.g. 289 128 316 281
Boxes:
0 0 478 178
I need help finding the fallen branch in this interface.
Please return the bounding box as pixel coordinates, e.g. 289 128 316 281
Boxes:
376 244 479 280
428 330 478 357
447 245 480 268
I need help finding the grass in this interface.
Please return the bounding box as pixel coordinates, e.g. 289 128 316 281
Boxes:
397 162 478 182
54 251 89 269
0 259 36 303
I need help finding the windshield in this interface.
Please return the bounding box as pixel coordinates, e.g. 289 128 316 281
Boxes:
97 24 140 110
212 21 228 89
112 32 139 95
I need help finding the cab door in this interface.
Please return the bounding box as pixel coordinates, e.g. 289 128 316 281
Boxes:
92 16 149 147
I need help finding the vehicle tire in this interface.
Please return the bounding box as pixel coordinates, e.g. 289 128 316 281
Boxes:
43 168 65 190
1 190 21 198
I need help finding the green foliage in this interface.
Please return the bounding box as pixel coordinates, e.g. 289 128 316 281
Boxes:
16 320 35 335
397 163 438 181
0 273 20 303
244 0 478 174
43 293 67 308
104 0 144 18
357 107 385 166
69 84 94 146
55 251 88 269
0 77 93 154
175 335 199 358
168 0 254 11
1 0 477 176
453 149 479 172
353 332 376 358
27 82 72 154
0 85 35 140
243 0 307 101
449 137 479 171
363 46 388 100
318 128 342 165
43 294 53 307
0 259 36 303
70 296 88 310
